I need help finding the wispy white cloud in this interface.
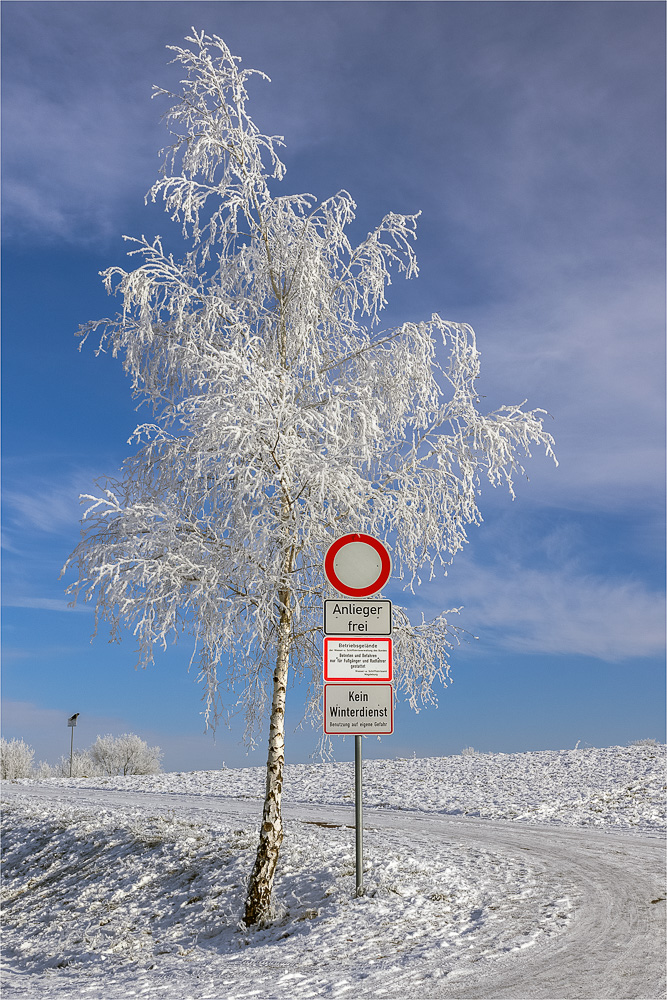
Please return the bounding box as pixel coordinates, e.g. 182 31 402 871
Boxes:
2 597 90 613
464 268 665 513
2 464 111 543
3 485 84 537
1 471 106 606
396 8 665 519
2 77 159 244
450 560 665 662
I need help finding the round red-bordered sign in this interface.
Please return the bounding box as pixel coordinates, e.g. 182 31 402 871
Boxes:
324 533 391 597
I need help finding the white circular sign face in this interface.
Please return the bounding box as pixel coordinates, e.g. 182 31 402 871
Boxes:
324 533 391 597
333 541 382 589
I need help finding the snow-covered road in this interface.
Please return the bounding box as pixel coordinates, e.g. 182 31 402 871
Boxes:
2 781 664 1000
384 812 665 1000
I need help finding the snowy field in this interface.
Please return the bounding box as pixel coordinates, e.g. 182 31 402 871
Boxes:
2 744 665 999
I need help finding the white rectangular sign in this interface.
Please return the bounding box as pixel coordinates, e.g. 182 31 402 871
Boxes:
324 637 392 681
323 599 392 636
324 683 393 734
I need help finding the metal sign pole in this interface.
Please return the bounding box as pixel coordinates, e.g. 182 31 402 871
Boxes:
355 734 363 896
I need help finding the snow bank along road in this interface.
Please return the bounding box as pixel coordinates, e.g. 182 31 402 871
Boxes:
2 780 665 1000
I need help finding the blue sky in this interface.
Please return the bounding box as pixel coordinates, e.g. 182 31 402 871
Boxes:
2 1 665 771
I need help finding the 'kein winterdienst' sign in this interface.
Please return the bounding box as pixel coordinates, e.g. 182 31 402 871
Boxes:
323 683 393 734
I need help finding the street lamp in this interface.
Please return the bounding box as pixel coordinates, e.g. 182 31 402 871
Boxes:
67 714 79 776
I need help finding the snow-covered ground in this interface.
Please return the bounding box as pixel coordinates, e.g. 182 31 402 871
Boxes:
11 743 664 834
2 745 665 999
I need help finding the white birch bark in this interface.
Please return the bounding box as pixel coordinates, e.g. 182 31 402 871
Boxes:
243 580 291 925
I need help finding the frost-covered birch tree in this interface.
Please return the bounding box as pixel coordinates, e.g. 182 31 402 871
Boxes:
63 30 555 926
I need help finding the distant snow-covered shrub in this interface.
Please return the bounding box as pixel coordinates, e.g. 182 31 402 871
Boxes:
461 747 478 757
34 760 56 779
53 750 101 778
90 734 163 776
0 732 164 779
630 738 662 748
0 738 35 779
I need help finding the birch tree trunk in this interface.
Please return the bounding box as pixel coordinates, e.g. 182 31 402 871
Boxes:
243 575 292 926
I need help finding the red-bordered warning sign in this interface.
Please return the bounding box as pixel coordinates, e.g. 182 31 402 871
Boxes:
324 533 391 597
324 637 392 681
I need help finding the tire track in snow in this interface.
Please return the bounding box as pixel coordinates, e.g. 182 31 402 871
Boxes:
283 801 665 1000
366 809 665 1000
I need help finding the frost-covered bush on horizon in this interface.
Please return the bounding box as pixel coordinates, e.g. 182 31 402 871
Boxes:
1 733 163 778
51 749 100 778
0 738 35 779
90 733 163 776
